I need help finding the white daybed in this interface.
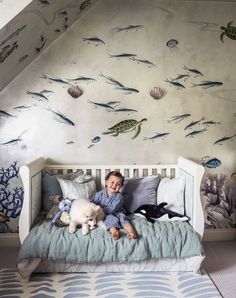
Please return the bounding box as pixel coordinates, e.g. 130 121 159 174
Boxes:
17 156 205 281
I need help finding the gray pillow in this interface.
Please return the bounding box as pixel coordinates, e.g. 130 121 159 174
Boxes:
120 175 161 213
42 170 83 211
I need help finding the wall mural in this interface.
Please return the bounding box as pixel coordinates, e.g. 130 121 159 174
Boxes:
0 162 23 233
0 0 236 233
0 0 98 91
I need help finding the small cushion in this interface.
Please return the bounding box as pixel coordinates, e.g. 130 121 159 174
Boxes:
57 177 96 201
42 170 83 211
157 177 185 214
120 175 161 213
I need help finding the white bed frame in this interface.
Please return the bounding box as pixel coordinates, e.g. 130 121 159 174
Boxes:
18 156 205 278
19 156 205 243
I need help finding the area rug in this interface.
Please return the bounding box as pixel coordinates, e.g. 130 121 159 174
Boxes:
0 269 221 298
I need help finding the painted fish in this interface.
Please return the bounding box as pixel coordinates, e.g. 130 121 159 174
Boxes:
184 117 205 130
18 54 28 63
185 128 207 138
171 74 190 81
0 110 15 118
109 53 137 59
183 65 203 77
83 37 105 45
14 105 32 111
168 114 191 123
38 0 50 5
35 35 46 53
201 156 221 168
91 136 101 143
143 132 170 141
99 73 124 87
88 136 101 149
89 101 116 111
66 141 74 145
100 73 139 93
0 138 23 145
67 76 96 83
213 135 235 145
134 58 156 67
165 79 185 89
40 89 54 94
0 130 27 145
202 120 221 126
80 0 91 11
0 41 18 63
114 108 138 113
41 74 70 85
106 101 121 106
114 25 144 32
116 86 139 94
48 108 75 126
26 91 49 101
191 81 223 88
0 25 26 47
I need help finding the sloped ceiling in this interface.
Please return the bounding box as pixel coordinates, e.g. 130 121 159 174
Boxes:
0 0 235 92
0 0 98 92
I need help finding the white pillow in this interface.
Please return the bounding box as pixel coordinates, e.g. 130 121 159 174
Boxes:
57 177 96 201
157 177 185 215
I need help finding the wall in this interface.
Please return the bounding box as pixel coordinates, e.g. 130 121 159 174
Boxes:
0 0 235 237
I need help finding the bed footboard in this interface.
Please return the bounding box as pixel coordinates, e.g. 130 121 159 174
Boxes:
19 158 46 243
178 157 205 239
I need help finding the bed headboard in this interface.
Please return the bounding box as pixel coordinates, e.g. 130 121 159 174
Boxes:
19 157 204 243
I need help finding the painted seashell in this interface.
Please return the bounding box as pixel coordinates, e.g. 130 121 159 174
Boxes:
150 87 164 99
67 85 83 98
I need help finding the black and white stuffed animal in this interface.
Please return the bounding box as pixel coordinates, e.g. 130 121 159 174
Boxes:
134 202 186 223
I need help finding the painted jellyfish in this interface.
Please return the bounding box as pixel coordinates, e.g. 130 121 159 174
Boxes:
166 39 179 49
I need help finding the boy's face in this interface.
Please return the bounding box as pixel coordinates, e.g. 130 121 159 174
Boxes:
106 175 122 195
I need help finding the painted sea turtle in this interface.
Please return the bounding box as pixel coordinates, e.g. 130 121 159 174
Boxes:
102 118 147 139
220 21 236 43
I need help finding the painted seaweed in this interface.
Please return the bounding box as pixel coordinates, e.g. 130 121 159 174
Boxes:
0 161 24 232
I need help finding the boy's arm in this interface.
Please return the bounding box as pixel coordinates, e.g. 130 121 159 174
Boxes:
90 191 99 204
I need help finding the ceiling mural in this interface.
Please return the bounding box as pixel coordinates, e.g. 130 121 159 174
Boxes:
0 0 236 233
0 0 98 91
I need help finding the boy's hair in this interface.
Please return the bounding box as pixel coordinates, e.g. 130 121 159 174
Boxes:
105 171 124 185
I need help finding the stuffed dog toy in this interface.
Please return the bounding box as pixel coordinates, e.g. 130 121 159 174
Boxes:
134 202 186 223
69 199 106 235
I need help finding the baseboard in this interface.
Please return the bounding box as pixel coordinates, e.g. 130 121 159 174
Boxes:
203 228 236 242
0 233 20 247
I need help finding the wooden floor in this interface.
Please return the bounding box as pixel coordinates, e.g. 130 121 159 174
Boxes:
0 241 236 298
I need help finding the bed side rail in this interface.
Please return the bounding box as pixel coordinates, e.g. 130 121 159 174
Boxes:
19 157 46 243
178 156 205 239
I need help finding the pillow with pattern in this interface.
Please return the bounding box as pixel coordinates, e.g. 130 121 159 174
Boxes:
57 176 96 201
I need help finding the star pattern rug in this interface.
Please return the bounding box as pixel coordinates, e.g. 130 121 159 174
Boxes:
0 269 221 298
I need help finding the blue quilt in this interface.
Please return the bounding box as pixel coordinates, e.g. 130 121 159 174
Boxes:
17 215 204 264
